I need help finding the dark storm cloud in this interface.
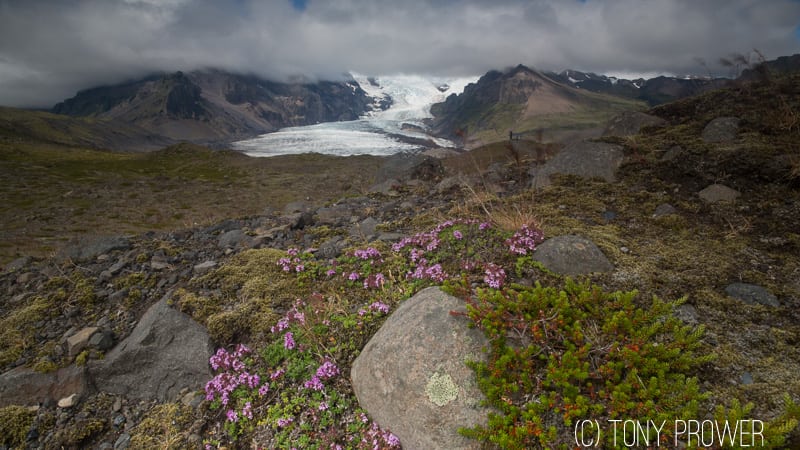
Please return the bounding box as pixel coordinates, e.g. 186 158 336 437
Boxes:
1 0 798 107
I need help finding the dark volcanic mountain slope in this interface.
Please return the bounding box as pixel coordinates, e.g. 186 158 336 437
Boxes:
52 70 374 145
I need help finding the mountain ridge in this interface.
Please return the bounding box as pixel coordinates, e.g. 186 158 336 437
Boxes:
52 70 376 147
429 64 645 148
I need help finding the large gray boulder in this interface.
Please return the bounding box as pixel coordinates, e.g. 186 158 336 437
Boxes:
702 117 740 143
533 235 614 275
89 297 213 402
351 287 490 450
529 140 624 188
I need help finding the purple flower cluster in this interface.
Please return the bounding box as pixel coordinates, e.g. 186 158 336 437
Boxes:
303 376 324 391
316 360 340 379
276 416 294 428
484 263 506 289
368 301 390 314
354 247 382 261
283 331 296 350
411 260 447 282
270 301 306 334
209 344 250 372
302 360 340 392
363 273 386 289
205 345 267 423
356 415 402 449
392 219 474 252
358 300 390 317
278 247 307 272
505 223 544 255
392 219 485 284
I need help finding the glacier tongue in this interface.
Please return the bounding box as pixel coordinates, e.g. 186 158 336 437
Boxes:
232 73 474 158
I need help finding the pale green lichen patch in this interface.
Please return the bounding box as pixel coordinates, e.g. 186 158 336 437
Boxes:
425 371 459 407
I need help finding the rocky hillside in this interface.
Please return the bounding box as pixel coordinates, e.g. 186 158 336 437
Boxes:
429 64 645 148
52 70 375 146
547 70 730 106
1 72 799 448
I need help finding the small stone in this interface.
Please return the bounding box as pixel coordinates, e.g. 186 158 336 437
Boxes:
26 427 38 441
699 184 740 203
620 246 630 254
674 304 698 325
701 116 739 143
349 217 379 239
89 330 115 351
113 414 126 428
67 327 99 357
193 260 217 274
113 398 123 412
16 272 34 285
181 391 204 408
533 235 614 275
653 203 678 218
725 283 779 307
107 258 128 275
150 258 169 270
58 393 78 408
114 433 131 450
661 145 683 162
741 372 754 385
187 434 203 447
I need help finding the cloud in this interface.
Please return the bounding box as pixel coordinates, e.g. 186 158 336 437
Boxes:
1 0 799 107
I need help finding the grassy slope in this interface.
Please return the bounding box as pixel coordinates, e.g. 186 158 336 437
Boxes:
0 118 383 264
457 89 646 145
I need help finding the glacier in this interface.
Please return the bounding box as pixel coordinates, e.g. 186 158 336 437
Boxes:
232 73 474 157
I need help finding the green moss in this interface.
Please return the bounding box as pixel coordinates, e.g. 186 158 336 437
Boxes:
33 358 58 373
55 418 105 446
0 405 35 448
74 275 96 308
0 295 54 366
75 350 89 366
130 403 195 450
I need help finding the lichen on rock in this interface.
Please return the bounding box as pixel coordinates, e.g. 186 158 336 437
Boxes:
425 371 458 406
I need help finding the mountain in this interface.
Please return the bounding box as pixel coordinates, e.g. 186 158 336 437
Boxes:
429 64 645 148
52 70 375 146
546 70 729 106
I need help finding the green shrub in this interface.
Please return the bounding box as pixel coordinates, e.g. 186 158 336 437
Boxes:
454 279 713 449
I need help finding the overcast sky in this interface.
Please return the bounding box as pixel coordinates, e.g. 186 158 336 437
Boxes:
1 0 799 108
